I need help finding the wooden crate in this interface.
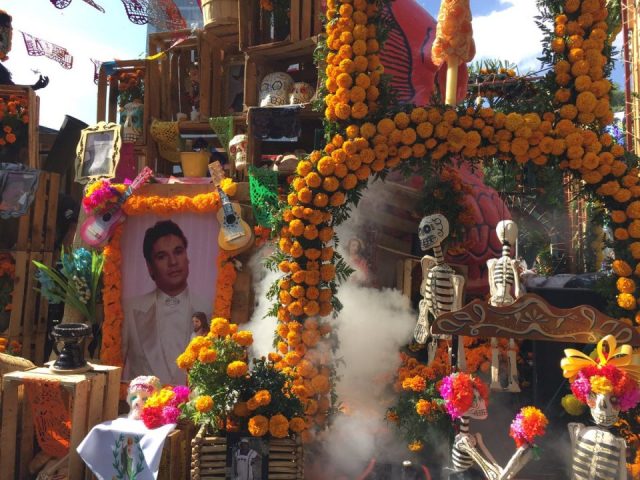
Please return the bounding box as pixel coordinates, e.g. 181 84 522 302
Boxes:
268 437 304 479
190 427 227 480
239 0 323 50
158 422 196 480
0 171 60 252
0 85 39 168
0 365 121 480
3 250 53 365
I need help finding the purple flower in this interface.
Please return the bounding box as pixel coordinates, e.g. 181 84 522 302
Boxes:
172 385 190 405
162 405 181 424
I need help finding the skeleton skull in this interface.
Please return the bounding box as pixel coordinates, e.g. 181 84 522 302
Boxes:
465 388 488 420
120 100 144 143
228 134 248 171
588 392 620 427
127 375 161 420
259 72 294 107
289 82 315 105
496 220 518 247
418 213 450 251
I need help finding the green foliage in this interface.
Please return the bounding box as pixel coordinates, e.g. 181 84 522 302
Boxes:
245 358 304 418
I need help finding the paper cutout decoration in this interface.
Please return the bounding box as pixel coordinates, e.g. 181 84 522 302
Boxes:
120 0 149 25
50 0 105 12
91 58 102 84
21 32 73 69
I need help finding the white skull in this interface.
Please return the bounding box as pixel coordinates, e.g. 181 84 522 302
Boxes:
127 375 161 420
589 392 620 427
289 82 315 105
465 388 488 420
496 220 518 247
120 100 144 143
418 214 449 251
229 134 248 170
259 72 294 107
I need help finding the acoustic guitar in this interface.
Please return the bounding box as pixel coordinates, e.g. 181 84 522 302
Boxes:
79 167 153 247
208 161 253 251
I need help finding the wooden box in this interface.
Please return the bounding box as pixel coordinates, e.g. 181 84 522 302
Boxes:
0 365 121 480
191 427 227 480
239 0 324 50
158 422 196 480
268 437 304 479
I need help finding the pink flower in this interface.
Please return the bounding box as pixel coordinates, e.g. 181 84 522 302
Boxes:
162 406 181 424
172 385 190 405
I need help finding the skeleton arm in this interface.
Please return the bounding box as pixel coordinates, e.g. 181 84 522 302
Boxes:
617 437 627 480
419 255 437 295
487 258 498 298
451 273 465 311
567 422 585 451
498 445 534 480
510 259 523 299
454 433 501 480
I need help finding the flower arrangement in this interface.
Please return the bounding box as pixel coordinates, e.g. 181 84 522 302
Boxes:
33 247 104 325
176 317 305 438
113 69 144 108
439 371 489 420
141 385 191 429
0 95 29 161
82 178 128 215
509 406 548 448
0 252 15 317
0 336 21 355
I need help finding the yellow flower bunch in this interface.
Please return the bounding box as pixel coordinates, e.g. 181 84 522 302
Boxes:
227 360 249 378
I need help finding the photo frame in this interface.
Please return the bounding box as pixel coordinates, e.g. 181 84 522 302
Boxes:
224 56 245 114
227 433 269 480
0 162 40 219
75 121 122 184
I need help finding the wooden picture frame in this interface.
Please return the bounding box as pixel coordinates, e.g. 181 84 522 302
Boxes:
0 163 40 219
75 121 122 184
223 55 245 115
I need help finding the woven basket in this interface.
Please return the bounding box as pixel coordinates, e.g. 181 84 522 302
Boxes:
191 426 227 480
202 0 238 27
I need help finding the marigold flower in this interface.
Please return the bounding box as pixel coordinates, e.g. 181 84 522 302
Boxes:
227 361 248 378
233 330 253 347
195 395 214 413
210 317 231 337
248 415 269 437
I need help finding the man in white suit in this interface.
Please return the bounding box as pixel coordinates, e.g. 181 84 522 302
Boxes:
122 220 211 384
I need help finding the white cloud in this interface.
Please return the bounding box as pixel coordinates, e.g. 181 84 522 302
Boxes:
471 0 544 74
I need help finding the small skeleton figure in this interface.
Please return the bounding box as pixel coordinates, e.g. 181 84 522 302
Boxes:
440 373 535 480
486 220 523 392
561 335 640 480
416 214 465 367
126 375 161 420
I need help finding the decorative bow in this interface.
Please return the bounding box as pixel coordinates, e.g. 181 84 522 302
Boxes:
560 335 640 383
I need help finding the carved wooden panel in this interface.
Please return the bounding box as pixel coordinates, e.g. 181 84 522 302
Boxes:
432 293 640 345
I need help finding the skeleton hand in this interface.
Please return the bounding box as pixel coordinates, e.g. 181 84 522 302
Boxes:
32 75 49 91
499 445 533 480
454 432 477 450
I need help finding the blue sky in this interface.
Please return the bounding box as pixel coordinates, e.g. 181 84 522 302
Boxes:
1 0 625 129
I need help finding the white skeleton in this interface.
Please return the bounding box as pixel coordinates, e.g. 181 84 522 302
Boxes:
486 220 523 392
569 393 627 479
416 214 466 368
259 71 294 107
450 382 534 479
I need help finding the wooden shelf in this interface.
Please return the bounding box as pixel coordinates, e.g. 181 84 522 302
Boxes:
177 114 246 135
244 35 321 59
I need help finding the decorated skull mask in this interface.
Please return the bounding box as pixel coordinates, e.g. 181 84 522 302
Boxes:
289 82 315 105
228 134 248 171
259 72 294 107
418 214 449 251
496 220 518 247
127 375 161 420
465 387 488 420
588 392 620 427
120 100 144 143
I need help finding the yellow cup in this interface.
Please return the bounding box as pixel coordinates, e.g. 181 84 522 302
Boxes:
180 151 210 177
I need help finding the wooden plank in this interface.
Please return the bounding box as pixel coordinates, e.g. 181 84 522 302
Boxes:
107 76 119 124
8 251 27 340
68 378 89 480
18 381 34 480
313 0 322 35
290 0 301 42
20 252 40 360
301 0 312 39
0 378 19 480
94 364 122 421
97 68 108 121
28 89 38 168
30 178 47 252
85 372 106 433
44 173 60 251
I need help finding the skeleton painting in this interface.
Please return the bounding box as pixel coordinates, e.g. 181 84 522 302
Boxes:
415 213 465 367
561 335 640 480
439 373 537 480
486 220 523 392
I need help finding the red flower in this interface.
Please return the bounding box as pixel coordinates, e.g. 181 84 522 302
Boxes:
141 405 164 429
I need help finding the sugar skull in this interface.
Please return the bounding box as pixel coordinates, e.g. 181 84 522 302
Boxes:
229 134 248 171
259 72 294 107
127 375 161 420
496 220 518 246
465 388 488 420
587 392 620 427
418 213 449 251
120 100 144 143
289 82 315 105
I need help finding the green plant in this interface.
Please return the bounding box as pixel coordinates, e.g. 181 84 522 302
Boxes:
33 247 104 325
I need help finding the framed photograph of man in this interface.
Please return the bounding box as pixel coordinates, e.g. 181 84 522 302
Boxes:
75 121 122 184
119 211 220 384
0 163 40 219
227 434 268 480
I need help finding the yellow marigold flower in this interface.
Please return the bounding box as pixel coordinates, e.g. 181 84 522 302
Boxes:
289 417 306 433
176 351 196 370
576 91 597 113
408 440 423 452
195 395 214 413
311 374 331 394
234 402 250 417
210 317 231 337
198 349 217 363
590 375 614 395
233 330 253 347
617 293 636 310
227 361 248 378
613 259 633 277
254 390 272 407
617 277 636 294
248 415 269 437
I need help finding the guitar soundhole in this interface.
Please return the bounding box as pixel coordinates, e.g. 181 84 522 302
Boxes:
225 213 236 224
102 212 112 222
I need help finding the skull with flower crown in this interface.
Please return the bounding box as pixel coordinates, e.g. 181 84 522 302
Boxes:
127 375 161 420
259 72 294 107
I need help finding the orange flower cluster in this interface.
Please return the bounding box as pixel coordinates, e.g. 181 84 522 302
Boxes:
431 0 475 66
113 69 144 107
0 252 15 312
0 95 29 149
0 337 21 355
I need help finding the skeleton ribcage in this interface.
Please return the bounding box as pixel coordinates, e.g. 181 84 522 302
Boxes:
493 259 515 290
415 265 456 343
573 436 621 479
451 444 474 473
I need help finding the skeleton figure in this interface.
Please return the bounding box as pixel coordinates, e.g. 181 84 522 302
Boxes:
289 81 315 104
486 220 523 392
416 214 465 367
259 72 294 107
228 134 248 172
126 375 161 420
120 100 144 143
561 336 640 480
442 373 534 480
